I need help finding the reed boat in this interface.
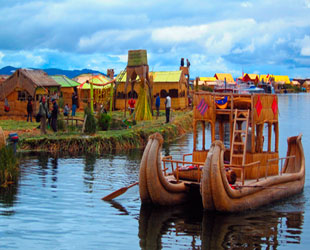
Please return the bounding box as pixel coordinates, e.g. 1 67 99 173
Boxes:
139 92 305 212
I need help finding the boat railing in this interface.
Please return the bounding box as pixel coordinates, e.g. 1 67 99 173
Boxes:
266 155 295 178
162 155 205 183
226 161 261 185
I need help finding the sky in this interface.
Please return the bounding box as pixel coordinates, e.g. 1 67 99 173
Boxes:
0 0 309 78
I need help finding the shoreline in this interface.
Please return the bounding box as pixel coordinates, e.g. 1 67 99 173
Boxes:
17 111 193 154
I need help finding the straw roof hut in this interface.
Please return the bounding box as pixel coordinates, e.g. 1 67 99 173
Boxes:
273 75 291 84
115 70 188 110
303 81 310 92
0 69 60 116
51 75 80 107
291 80 301 86
242 73 259 84
214 73 235 83
76 75 112 110
0 75 9 84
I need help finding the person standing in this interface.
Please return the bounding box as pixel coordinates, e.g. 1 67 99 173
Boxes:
128 98 136 115
186 58 190 68
71 92 78 116
26 96 33 122
51 98 58 132
155 93 160 119
165 94 171 123
180 58 184 67
38 96 48 134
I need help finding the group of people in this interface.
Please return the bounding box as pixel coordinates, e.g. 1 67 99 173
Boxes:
37 96 59 134
180 58 190 68
127 93 171 123
30 91 79 135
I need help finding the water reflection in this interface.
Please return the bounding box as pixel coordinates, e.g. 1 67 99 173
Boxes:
139 203 203 250
0 185 18 216
138 196 304 249
83 153 97 192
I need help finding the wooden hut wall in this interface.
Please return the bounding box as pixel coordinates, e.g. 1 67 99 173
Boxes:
77 89 89 110
152 82 187 110
115 82 140 110
61 87 74 107
0 90 30 116
115 81 188 111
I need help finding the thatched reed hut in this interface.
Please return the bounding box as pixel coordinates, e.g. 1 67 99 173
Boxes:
0 69 60 116
115 70 188 110
51 75 80 107
214 73 235 83
75 75 112 110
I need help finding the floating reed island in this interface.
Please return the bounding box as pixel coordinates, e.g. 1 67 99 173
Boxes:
16 111 192 154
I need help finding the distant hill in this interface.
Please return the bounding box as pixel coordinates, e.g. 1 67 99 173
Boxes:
0 66 105 78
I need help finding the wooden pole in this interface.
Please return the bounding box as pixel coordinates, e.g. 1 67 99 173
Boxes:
268 122 272 152
90 80 94 114
109 81 113 115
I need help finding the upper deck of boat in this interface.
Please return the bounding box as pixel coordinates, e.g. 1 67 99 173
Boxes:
193 91 278 125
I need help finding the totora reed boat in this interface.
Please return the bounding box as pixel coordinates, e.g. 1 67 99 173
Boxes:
139 92 305 212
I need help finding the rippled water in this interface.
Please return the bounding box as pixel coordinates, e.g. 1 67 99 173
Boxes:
1 94 310 249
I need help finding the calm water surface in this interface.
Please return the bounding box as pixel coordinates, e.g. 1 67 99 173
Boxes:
1 94 310 249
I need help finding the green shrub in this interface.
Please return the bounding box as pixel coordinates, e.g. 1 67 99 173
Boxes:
84 107 97 134
109 118 126 130
0 146 18 187
97 112 111 131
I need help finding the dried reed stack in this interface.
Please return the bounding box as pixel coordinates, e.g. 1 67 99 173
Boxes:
0 127 5 149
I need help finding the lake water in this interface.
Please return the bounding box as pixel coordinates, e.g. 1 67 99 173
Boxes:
1 94 310 249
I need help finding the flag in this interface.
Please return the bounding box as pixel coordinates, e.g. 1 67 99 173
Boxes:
196 98 209 115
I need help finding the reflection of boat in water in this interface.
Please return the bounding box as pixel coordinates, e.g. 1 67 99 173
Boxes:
202 206 304 249
138 204 202 250
138 198 304 249
139 92 305 212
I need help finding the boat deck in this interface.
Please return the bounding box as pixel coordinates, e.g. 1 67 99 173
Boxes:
166 172 291 189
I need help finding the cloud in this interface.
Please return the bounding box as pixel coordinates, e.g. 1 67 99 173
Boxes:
0 51 4 64
295 35 310 56
0 0 309 77
241 2 253 8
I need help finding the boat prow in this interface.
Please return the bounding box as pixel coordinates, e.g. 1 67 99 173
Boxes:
139 133 189 206
201 135 305 212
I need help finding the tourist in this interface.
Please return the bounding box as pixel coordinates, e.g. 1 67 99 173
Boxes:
165 94 171 123
4 98 9 112
128 98 136 115
63 103 70 117
26 96 33 122
38 96 48 134
155 93 160 119
51 98 58 132
180 58 184 67
72 92 78 116
186 58 190 68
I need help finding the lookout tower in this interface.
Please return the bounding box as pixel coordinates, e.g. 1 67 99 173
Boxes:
124 50 152 118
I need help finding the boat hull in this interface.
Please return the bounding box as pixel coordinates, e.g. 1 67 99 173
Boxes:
139 133 189 206
201 136 305 212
